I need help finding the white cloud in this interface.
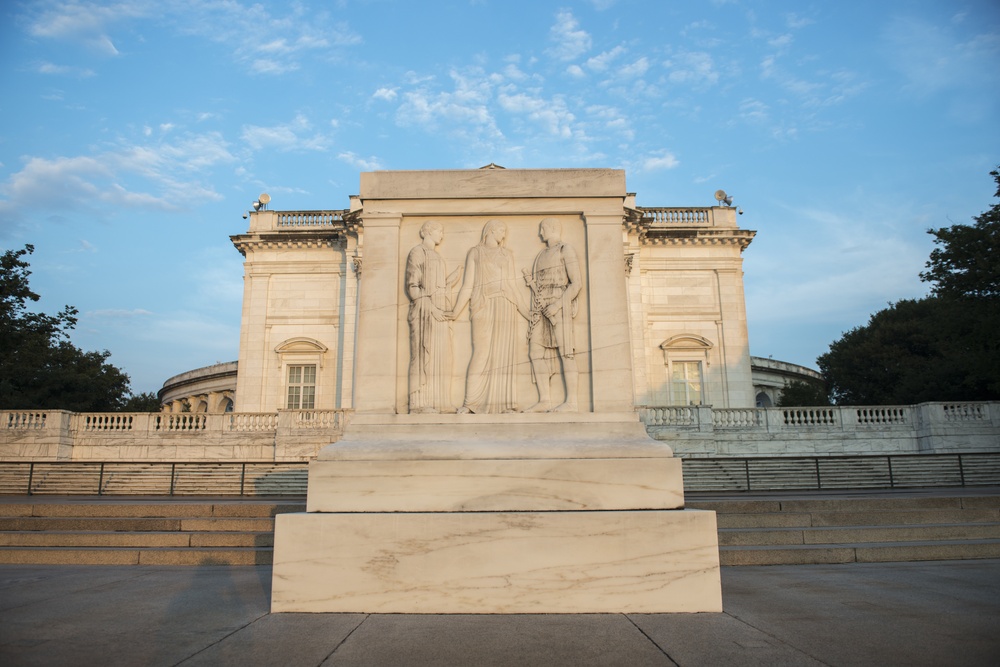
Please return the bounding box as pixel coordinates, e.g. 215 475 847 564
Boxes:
586 46 626 72
666 51 719 87
395 69 504 145
498 92 576 139
373 87 398 101
88 308 155 319
0 130 235 229
566 64 586 78
640 152 680 171
619 57 650 79
240 114 330 151
884 16 1000 98
36 61 95 77
338 152 384 171
25 0 148 54
547 10 592 61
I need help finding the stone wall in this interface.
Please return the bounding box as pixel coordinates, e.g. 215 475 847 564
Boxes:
2 402 997 462
640 402 1000 457
0 410 346 462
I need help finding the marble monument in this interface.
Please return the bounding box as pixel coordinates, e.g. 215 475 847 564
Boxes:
270 167 723 613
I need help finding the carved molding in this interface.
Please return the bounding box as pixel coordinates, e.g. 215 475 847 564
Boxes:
231 233 343 256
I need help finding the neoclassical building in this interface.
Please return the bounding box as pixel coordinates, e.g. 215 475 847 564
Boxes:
160 166 819 414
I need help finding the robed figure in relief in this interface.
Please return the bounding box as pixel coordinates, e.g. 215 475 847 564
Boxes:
406 221 461 413
449 219 529 414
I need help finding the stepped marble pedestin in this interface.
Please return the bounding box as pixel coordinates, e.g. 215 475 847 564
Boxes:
271 414 722 613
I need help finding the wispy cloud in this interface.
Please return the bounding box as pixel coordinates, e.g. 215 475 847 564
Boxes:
22 1 363 76
547 10 592 61
0 131 235 230
34 61 96 77
25 0 150 55
338 151 384 171
240 114 331 151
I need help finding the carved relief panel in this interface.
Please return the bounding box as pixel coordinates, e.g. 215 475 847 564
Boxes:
397 215 591 415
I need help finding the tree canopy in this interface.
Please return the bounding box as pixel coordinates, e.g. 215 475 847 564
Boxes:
0 245 146 411
818 167 1000 405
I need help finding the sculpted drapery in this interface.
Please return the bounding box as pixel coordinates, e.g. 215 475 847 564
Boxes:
451 220 529 414
406 221 455 413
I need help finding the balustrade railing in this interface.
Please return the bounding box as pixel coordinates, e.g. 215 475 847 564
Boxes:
714 409 762 429
639 406 697 426
81 414 135 431
640 207 713 226
2 405 997 463
5 412 47 430
782 408 838 426
943 403 987 422
855 407 909 425
228 412 278 432
275 210 347 228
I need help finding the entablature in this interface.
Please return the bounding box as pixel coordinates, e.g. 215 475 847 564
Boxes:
625 206 756 251
231 231 346 257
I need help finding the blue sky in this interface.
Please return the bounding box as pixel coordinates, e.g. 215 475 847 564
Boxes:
1 0 998 395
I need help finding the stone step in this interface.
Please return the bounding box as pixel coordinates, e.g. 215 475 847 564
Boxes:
0 546 273 566
719 523 1000 546
688 495 1000 513
2 493 998 566
0 530 274 548
720 539 1000 566
0 501 304 518
0 517 276 532
713 507 1000 529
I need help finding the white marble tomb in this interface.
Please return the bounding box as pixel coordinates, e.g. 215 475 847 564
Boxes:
270 168 722 613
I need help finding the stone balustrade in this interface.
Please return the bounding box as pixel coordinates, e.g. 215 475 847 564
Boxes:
248 209 350 233
2 402 998 462
639 207 717 226
639 402 1000 457
1 410 348 462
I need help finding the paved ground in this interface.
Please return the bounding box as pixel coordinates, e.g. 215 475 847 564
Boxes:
1 559 998 666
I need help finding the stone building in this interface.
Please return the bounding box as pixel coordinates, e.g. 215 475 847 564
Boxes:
207 166 760 415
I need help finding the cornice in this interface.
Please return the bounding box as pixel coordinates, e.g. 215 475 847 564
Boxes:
641 229 756 250
231 231 345 256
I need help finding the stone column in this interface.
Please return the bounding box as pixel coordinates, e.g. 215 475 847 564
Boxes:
351 212 402 413
584 213 636 413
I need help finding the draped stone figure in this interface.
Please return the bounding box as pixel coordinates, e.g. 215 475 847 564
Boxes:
524 218 582 412
449 220 529 414
406 221 461 413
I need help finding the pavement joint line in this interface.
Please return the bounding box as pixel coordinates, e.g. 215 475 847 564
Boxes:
720 609 836 667
172 609 271 667
320 613 370 665
623 613 679 666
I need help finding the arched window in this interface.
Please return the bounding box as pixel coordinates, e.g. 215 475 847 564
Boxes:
660 335 714 406
274 338 329 410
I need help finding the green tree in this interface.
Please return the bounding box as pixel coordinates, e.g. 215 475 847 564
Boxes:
776 380 830 407
121 391 162 412
920 168 1000 299
0 244 135 411
818 166 1000 405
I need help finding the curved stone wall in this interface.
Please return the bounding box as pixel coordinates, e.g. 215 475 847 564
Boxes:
750 356 824 407
158 362 238 413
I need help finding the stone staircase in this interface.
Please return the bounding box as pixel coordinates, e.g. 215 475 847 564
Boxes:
688 489 1000 565
1 490 998 566
0 498 305 565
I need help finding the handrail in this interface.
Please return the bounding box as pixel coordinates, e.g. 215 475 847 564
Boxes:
1 453 997 495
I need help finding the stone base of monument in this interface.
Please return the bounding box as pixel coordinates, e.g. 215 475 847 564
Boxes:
270 414 722 613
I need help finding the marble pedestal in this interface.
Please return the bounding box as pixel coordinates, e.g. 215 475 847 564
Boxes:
271 414 722 613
